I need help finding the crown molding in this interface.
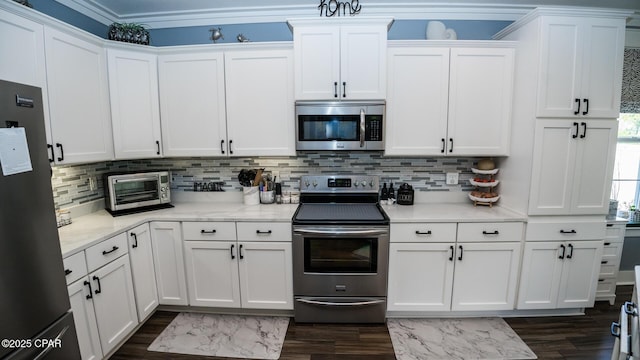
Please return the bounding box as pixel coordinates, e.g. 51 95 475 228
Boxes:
52 0 640 29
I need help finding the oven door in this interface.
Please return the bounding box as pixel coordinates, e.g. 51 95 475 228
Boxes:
292 226 389 297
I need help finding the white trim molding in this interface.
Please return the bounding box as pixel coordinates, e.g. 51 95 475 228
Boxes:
48 0 639 29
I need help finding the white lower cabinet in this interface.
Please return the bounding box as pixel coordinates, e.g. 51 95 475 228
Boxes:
65 235 138 360
90 254 138 355
596 223 626 304
185 240 240 307
127 223 159 321
517 240 603 309
149 221 188 305
387 222 522 312
388 242 455 311
451 242 521 311
183 221 293 310
67 278 102 360
518 219 606 310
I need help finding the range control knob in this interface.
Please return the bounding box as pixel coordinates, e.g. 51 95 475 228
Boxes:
304 180 310 188
361 180 368 187
312 180 318 187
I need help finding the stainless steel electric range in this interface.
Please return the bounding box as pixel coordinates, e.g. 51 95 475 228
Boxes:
292 175 389 323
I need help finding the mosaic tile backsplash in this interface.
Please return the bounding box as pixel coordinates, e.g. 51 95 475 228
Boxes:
50 153 482 210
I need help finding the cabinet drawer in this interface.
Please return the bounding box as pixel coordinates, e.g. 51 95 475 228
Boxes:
457 222 524 243
182 221 237 240
237 222 291 242
390 223 457 243
599 261 619 278
596 278 616 294
526 221 605 241
605 223 625 239
603 241 623 257
62 251 87 285
85 232 128 272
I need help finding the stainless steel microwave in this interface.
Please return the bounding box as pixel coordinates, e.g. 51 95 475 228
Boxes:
295 101 385 151
104 171 171 213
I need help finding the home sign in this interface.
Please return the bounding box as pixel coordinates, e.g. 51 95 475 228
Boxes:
318 0 361 17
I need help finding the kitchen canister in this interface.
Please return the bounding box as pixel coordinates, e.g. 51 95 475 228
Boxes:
243 186 260 205
260 190 275 204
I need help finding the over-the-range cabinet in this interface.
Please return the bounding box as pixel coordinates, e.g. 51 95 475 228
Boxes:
290 18 390 101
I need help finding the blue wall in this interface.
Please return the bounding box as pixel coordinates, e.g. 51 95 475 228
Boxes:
28 0 108 37
24 1 512 45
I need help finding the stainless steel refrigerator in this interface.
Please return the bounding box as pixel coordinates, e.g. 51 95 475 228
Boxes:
0 80 81 359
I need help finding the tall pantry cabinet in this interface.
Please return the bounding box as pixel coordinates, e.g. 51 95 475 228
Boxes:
495 7 630 310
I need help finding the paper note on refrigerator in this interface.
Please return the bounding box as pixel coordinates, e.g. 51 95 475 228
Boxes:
0 127 33 176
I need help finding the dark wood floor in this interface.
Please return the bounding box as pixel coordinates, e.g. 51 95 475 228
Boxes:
111 286 633 360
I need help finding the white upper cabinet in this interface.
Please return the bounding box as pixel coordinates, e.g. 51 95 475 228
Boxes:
158 51 227 157
385 43 514 156
107 48 162 159
224 48 295 156
447 47 514 156
528 119 617 215
44 26 113 164
385 47 450 156
292 20 389 100
0 9 54 161
0 9 46 88
536 16 625 118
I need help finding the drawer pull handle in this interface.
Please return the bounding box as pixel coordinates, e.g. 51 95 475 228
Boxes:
599 279 605 282
604 242 611 246
64 269 72 276
559 244 566 259
131 233 138 248
482 230 499 235
449 245 454 261
92 276 102 294
239 244 244 259
84 280 93 300
607 224 613 227
256 230 272 235
601 261 608 264
559 229 576 234
230 244 235 260
457 245 463 261
102 246 118 255
415 230 432 235
201 229 217 234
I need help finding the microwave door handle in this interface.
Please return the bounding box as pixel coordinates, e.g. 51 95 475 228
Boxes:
360 108 365 148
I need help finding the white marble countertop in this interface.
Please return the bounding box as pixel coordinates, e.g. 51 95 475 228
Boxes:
58 195 527 258
381 203 526 223
58 201 299 258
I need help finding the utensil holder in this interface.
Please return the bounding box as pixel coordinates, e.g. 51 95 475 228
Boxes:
243 186 260 205
260 190 275 204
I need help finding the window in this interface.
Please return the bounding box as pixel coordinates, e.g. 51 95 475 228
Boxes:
611 113 640 214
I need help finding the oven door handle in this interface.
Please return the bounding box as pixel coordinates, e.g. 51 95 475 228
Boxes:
293 228 388 236
295 298 385 307
359 108 366 148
